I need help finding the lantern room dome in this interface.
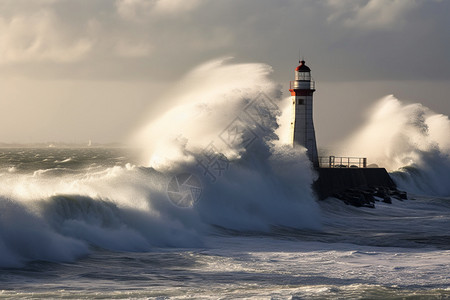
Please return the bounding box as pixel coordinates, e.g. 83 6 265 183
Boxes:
295 60 311 72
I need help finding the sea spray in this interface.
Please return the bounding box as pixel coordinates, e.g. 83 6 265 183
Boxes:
0 145 320 268
131 57 321 230
391 149 450 196
335 95 450 196
0 59 321 267
195 144 320 231
131 57 280 168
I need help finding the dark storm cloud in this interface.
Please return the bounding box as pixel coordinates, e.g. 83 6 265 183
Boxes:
1 0 449 82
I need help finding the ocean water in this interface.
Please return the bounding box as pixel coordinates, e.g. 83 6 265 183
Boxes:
1 59 450 299
0 146 448 299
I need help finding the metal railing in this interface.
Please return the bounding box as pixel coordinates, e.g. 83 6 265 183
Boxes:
290 80 315 90
319 156 367 168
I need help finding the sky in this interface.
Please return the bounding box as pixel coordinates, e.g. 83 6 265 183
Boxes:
0 0 449 146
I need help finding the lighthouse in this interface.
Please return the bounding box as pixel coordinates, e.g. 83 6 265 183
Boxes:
290 60 319 168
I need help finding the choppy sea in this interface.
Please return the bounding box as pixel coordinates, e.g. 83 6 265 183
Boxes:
0 147 449 299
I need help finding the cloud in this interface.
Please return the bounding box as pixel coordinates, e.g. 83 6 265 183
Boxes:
0 10 92 64
115 0 152 20
115 0 202 20
152 0 202 15
0 0 448 82
326 0 420 30
114 40 153 57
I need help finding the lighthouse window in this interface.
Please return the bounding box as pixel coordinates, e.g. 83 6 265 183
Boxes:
296 72 311 81
297 99 304 105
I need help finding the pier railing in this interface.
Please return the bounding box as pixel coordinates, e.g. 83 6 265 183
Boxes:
319 156 367 168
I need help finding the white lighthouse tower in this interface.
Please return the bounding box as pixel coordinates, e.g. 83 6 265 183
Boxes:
290 60 319 168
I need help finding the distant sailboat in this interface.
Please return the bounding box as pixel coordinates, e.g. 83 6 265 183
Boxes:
88 139 92 147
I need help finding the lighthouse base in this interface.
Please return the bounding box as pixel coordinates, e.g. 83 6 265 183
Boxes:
313 168 405 207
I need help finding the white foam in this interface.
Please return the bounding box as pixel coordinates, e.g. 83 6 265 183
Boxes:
334 95 450 196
